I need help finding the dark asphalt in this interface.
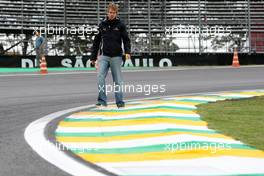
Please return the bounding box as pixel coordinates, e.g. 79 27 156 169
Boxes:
0 66 263 176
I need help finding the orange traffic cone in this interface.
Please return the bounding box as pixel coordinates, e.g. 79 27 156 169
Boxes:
232 48 240 68
40 58 48 74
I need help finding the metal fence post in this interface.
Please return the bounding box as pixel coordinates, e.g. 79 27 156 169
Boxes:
247 0 252 54
148 0 151 54
64 0 69 55
97 0 100 25
198 0 202 55
44 0 47 37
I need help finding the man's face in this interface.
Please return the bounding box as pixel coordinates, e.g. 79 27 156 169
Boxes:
35 31 39 36
107 9 117 21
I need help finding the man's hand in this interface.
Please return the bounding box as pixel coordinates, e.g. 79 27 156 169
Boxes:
95 60 99 70
91 60 99 70
125 54 131 60
91 60 96 66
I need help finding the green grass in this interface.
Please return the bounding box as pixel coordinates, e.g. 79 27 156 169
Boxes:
0 67 96 73
0 67 150 73
197 96 264 150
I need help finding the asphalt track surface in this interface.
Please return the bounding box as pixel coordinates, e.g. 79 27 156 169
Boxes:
0 66 264 176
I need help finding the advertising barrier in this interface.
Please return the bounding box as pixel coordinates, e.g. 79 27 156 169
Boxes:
0 54 263 68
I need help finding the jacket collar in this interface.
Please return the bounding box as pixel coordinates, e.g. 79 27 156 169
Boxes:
104 17 120 24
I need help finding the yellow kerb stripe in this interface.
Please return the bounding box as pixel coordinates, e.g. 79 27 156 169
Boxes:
56 132 232 143
58 118 207 127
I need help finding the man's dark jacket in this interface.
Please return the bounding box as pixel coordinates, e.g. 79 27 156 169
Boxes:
90 17 131 60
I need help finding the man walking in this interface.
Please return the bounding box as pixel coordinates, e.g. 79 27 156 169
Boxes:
91 3 131 108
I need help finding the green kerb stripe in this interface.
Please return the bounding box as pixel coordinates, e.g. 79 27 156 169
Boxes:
55 128 216 137
178 99 209 103
63 115 201 122
89 106 196 112
71 141 255 154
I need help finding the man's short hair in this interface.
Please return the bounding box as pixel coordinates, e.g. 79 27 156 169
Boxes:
33 30 40 35
107 3 119 12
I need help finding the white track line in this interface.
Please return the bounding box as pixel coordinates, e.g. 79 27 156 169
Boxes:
56 123 210 133
66 112 200 120
24 105 108 176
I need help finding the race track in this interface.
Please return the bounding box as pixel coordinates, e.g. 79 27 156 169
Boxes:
0 66 264 176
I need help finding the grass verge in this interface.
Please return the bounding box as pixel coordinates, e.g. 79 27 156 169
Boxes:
197 96 264 150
